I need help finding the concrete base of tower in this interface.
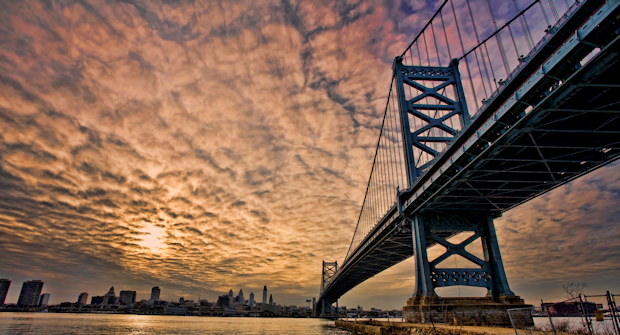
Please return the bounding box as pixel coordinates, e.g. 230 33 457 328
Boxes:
403 296 533 327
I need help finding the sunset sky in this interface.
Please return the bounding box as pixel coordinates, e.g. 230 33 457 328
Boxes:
0 0 618 310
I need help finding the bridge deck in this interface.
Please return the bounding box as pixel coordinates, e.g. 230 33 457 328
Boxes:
319 0 620 306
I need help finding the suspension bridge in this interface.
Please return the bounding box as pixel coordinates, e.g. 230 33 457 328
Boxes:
316 0 620 320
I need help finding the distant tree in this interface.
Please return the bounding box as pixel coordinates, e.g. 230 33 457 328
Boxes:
562 282 590 333
562 282 587 300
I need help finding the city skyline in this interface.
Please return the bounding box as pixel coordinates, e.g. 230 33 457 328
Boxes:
0 281 300 308
0 0 619 311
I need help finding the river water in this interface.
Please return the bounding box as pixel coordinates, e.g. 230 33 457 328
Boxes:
2 313 618 334
0 313 351 335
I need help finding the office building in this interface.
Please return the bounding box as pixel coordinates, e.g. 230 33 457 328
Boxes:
17 280 44 307
78 292 88 305
217 295 230 307
104 287 117 305
262 286 267 304
38 293 50 307
119 290 136 305
238 289 244 306
249 292 255 306
150 286 161 301
91 296 104 305
269 294 273 306
0 279 10 305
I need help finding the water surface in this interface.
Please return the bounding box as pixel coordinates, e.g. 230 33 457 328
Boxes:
0 313 350 335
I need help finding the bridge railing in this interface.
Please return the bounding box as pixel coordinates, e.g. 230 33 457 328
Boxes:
345 0 580 260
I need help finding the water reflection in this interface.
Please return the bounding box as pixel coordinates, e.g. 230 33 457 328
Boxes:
0 313 350 335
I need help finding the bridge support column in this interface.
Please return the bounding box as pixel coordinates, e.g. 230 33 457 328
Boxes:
411 215 436 297
404 213 531 326
481 216 514 298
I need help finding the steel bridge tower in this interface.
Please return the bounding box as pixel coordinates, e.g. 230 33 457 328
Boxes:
319 261 338 317
393 57 513 299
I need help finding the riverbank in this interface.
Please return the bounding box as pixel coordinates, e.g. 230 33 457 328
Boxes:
335 319 582 335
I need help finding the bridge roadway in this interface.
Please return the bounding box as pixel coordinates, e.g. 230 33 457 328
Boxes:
318 0 620 311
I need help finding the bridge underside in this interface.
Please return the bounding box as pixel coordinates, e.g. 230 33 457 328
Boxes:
319 0 620 309
424 43 620 214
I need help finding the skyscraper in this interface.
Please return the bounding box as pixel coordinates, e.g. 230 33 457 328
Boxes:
262 286 267 304
269 294 273 306
228 289 233 300
238 289 244 306
104 287 117 305
150 286 161 301
312 297 316 314
17 280 44 307
0 279 10 306
78 292 88 305
38 293 50 307
119 290 136 305
249 292 255 306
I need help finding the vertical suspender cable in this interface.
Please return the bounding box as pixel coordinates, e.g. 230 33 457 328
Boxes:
395 93 406 190
439 18 456 142
508 20 521 60
483 44 498 90
379 138 387 216
421 31 438 155
390 85 404 189
400 0 450 57
385 124 396 206
548 0 559 22
431 20 451 156
380 133 391 211
347 74 393 257
415 42 426 169
512 0 534 50
539 1 550 27
430 22 443 66
422 31 439 161
376 137 385 217
375 144 384 226
423 32 431 66
375 95 391 223
411 45 423 171
451 0 479 112
466 0 492 99
415 39 427 166
368 163 376 236
486 0 510 76
388 94 398 191
386 93 400 196
384 100 396 195
440 12 452 60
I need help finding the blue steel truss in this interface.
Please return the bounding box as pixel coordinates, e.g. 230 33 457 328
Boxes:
394 58 470 185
